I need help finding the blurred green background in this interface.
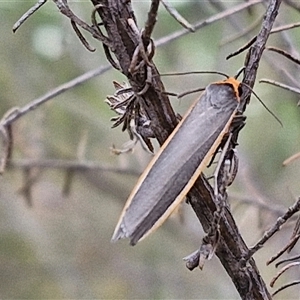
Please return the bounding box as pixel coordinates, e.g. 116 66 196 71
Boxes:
1 1 300 299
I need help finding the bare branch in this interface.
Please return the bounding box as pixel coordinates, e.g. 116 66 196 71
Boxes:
0 65 111 128
161 0 195 32
9 159 140 176
245 197 300 260
260 79 300 95
156 0 264 47
143 0 160 43
13 0 47 33
266 46 300 65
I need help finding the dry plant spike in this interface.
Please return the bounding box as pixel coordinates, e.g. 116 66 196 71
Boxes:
283 152 300 166
270 262 300 287
161 0 195 32
13 0 47 32
272 280 300 297
259 79 300 95
105 82 154 154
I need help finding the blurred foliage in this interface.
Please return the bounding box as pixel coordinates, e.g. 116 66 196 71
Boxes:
1 1 300 299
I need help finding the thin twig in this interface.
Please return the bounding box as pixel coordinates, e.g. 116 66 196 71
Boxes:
267 233 300 265
270 262 300 287
270 21 300 34
230 193 286 217
143 0 160 43
259 79 300 95
70 20 96 52
275 253 300 268
266 46 300 65
161 0 195 32
226 19 300 60
9 159 140 176
13 0 47 33
220 13 263 46
52 0 110 45
283 152 300 166
156 0 264 47
0 65 111 128
272 280 300 297
245 198 300 260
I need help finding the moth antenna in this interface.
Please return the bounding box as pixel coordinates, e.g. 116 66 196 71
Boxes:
234 67 245 79
178 87 206 99
241 82 283 127
160 71 229 78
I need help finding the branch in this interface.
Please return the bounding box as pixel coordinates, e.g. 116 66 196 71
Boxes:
87 0 281 299
9 159 140 176
0 65 110 128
